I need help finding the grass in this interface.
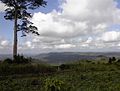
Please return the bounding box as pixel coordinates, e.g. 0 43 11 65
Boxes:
0 60 120 91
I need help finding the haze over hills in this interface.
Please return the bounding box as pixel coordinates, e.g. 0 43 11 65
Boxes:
32 52 120 64
0 54 12 60
0 52 120 64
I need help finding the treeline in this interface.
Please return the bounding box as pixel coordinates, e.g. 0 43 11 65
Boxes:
0 55 57 76
3 55 31 64
108 57 120 64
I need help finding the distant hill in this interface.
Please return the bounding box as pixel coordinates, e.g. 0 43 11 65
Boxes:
1 52 120 64
33 52 112 64
34 52 94 64
33 52 120 64
0 54 12 60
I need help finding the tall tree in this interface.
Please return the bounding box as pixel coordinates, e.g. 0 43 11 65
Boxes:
0 0 47 59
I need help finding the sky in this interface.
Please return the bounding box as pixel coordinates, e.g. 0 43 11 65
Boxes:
0 0 120 54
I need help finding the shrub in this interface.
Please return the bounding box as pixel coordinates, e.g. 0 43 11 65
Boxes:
45 78 65 91
108 58 112 64
59 64 70 70
116 59 120 65
3 58 12 64
31 78 41 85
2 55 32 64
117 59 120 63
13 54 31 64
0 63 10 75
108 57 116 64
112 57 116 62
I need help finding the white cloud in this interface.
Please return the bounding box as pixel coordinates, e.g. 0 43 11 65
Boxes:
55 44 76 49
85 37 93 44
100 31 120 42
32 0 120 38
32 12 88 38
61 0 117 24
0 2 6 12
29 0 120 52
23 41 35 49
92 23 107 34
113 9 120 24
1 40 9 46
0 38 12 54
25 41 32 47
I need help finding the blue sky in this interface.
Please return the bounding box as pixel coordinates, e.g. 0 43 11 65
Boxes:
116 0 120 8
0 0 120 54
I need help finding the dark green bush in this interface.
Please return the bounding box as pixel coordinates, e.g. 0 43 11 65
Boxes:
108 58 112 64
0 63 10 75
108 57 116 64
13 54 31 64
117 59 120 63
2 55 32 64
3 58 12 64
31 78 42 85
59 64 70 70
0 63 57 76
112 57 116 62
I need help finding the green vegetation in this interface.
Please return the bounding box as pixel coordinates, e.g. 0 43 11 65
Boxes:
3 55 32 64
45 78 65 91
0 58 120 91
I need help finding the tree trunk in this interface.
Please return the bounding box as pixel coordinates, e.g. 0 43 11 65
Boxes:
13 7 18 59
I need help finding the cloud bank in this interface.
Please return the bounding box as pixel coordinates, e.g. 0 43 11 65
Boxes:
29 0 120 53
1 0 120 53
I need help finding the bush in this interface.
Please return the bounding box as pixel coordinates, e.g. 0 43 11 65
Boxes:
117 59 120 63
13 54 31 64
108 58 112 64
59 64 70 70
108 57 116 64
31 78 42 85
45 78 65 91
2 55 32 64
0 63 57 76
112 57 116 62
3 58 12 64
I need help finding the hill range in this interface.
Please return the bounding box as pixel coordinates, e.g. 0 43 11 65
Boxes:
0 52 120 64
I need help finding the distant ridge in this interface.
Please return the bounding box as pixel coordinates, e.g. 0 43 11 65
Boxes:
33 52 120 64
1 52 120 64
0 54 12 60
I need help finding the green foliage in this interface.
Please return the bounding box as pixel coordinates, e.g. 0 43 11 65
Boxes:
0 63 57 76
45 78 65 91
59 64 70 70
0 77 45 91
2 55 32 64
1 60 120 91
108 57 116 64
13 54 31 64
3 58 12 64
117 59 120 63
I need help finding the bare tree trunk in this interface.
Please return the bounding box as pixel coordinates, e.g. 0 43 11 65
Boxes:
13 7 18 59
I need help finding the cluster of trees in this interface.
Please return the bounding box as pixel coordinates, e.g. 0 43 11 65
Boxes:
3 54 32 64
108 57 120 64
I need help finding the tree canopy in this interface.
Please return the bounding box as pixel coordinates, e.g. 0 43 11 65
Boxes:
1 0 47 36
